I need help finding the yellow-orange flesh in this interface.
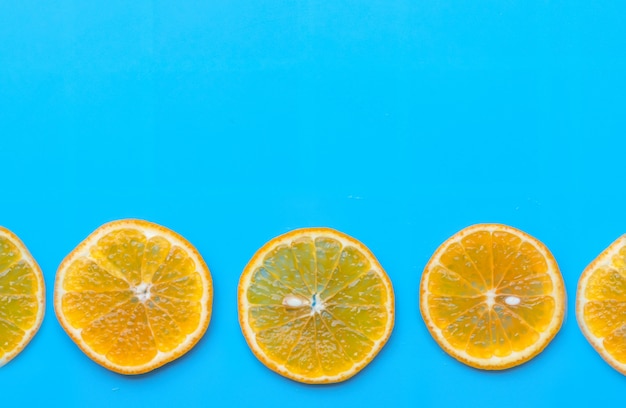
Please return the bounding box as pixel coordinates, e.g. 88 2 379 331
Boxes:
0 227 45 367
577 236 626 375
420 224 565 369
238 228 394 384
54 220 212 374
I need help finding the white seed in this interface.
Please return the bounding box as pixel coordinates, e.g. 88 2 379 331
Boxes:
505 296 521 306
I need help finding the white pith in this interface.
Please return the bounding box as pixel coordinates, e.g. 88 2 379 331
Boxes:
133 282 151 302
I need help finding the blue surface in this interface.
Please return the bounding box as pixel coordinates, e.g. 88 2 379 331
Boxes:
1 1 625 406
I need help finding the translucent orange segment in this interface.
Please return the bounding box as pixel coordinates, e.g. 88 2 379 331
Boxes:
0 294 38 330
151 273 203 301
255 316 311 365
439 242 488 292
320 246 371 299
140 236 171 284
291 238 316 292
63 258 130 292
61 291 132 329
466 309 492 358
427 265 481 297
497 295 555 332
82 301 157 365
0 261 38 295
145 299 184 353
81 301 137 356
604 325 626 364
584 300 626 338
90 229 146 286
0 236 20 272
498 273 553 297
325 304 388 341
325 270 386 306
441 303 487 349
491 231 522 287
314 314 352 375
263 245 310 298
493 304 539 352
285 317 322 376
0 320 23 356
314 237 342 294
427 295 484 329
585 267 626 301
489 310 513 357
247 267 293 305
106 303 157 366
150 295 201 335
151 246 196 283
322 309 374 362
461 231 494 288
498 242 548 289
248 305 311 331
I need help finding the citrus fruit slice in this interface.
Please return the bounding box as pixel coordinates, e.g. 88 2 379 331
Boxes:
420 224 565 369
576 235 626 375
238 228 394 383
0 226 45 367
54 219 212 374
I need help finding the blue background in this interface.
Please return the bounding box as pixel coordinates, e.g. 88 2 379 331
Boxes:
1 1 625 406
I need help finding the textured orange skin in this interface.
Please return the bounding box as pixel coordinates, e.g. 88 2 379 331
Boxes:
53 219 213 375
420 223 565 370
0 226 45 366
238 227 395 384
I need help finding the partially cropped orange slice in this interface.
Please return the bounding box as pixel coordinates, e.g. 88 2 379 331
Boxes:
0 227 45 367
420 224 565 369
238 228 394 383
54 219 212 374
577 235 626 375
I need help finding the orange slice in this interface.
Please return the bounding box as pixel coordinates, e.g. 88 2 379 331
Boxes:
0 226 45 367
420 224 565 369
238 228 394 383
576 235 626 375
54 219 212 374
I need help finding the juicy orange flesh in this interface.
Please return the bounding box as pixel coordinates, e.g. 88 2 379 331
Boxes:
246 236 389 378
0 237 40 359
427 230 556 359
61 229 203 367
583 247 626 364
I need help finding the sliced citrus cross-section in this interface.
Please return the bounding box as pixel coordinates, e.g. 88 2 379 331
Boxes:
577 235 626 375
420 224 565 369
238 228 394 383
54 219 212 374
0 226 45 367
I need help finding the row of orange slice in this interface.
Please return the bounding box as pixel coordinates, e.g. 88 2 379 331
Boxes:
1 220 626 383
